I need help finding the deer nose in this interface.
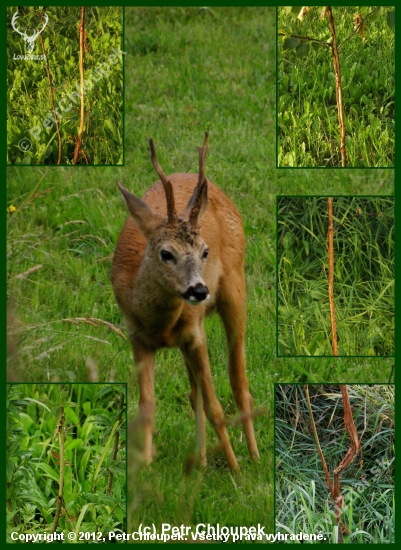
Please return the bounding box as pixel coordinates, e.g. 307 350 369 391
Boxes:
182 282 209 303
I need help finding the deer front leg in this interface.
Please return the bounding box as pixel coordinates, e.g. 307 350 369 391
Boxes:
181 336 239 471
133 345 156 465
185 362 207 466
218 293 260 461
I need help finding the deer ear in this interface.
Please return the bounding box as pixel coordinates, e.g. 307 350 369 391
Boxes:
117 182 164 238
182 180 208 226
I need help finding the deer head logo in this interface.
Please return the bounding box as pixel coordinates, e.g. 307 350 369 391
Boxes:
11 11 49 53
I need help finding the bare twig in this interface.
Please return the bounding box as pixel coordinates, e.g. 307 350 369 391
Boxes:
327 198 338 355
306 385 362 543
333 385 362 542
73 7 85 164
51 387 66 534
278 31 331 47
338 9 379 52
326 7 346 167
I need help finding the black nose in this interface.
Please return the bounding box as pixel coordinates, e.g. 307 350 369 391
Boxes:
182 282 209 302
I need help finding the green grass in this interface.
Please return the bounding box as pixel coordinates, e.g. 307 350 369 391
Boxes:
6 6 394 539
275 384 395 543
278 6 395 167
7 6 123 165
278 197 394 356
6 384 126 541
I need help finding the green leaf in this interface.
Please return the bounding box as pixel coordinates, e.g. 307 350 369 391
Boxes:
369 7 383 21
279 26 292 38
296 42 310 59
34 462 59 482
310 290 326 300
283 37 301 51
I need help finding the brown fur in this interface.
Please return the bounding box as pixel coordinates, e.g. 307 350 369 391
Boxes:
112 163 259 470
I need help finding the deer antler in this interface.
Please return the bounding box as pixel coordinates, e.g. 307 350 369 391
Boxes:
11 13 25 37
30 13 48 41
149 139 177 226
11 12 48 52
188 132 209 227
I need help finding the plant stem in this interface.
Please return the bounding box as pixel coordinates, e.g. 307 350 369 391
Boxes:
107 391 125 495
333 385 362 543
327 197 338 355
51 399 65 534
338 9 379 52
73 7 85 164
278 32 331 47
326 7 346 167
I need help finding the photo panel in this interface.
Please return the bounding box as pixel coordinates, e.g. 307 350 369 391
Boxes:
275 384 395 543
7 6 123 165
6 383 126 542
277 6 395 167
277 195 394 357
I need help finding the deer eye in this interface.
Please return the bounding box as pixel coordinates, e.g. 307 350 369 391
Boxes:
202 248 209 260
160 250 175 262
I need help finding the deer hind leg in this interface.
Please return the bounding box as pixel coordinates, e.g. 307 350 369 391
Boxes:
133 345 156 465
181 336 239 471
185 363 207 466
217 287 260 461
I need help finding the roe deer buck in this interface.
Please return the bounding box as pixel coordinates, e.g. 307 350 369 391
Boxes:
112 133 259 470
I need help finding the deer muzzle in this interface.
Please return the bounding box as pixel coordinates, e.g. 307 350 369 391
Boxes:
181 282 209 304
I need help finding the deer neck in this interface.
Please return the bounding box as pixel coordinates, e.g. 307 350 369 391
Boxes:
132 260 185 331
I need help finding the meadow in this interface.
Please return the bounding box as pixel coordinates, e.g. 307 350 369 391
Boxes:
7 6 123 165
278 6 395 167
7 384 126 541
278 196 394 356
7 6 394 539
276 384 395 543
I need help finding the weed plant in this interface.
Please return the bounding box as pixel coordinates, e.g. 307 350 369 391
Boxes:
278 197 394 356
275 384 395 543
6 384 126 541
278 6 395 167
7 6 123 165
